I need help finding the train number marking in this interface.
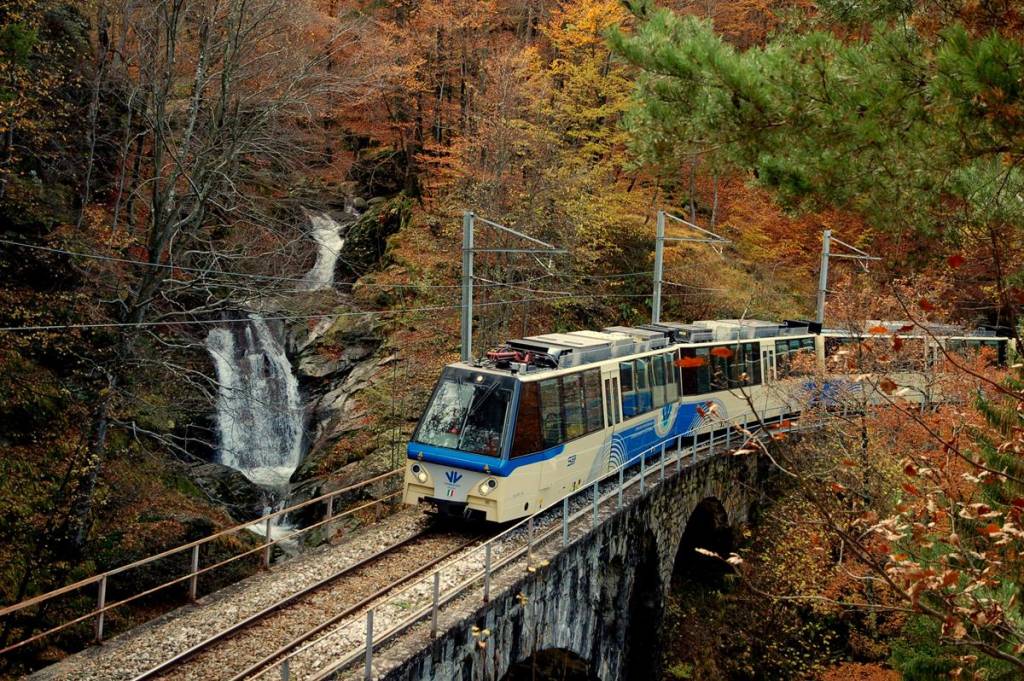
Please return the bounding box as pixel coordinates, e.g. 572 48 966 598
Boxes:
567 455 577 467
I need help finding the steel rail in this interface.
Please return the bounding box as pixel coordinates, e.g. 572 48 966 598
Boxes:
306 505 587 681
130 528 483 681
225 534 486 681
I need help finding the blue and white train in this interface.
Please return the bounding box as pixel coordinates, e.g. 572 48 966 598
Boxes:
402 319 1009 522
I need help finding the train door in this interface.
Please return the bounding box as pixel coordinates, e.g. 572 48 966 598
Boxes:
601 369 622 473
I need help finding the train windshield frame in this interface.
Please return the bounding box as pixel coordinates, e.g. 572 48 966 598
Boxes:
412 367 515 457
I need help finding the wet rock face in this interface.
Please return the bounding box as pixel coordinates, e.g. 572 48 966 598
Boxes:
189 463 269 520
288 310 395 483
296 338 377 379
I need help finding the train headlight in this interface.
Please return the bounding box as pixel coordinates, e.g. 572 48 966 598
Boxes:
478 478 497 496
412 464 428 484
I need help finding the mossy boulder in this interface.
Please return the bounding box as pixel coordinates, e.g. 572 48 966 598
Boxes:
335 194 411 280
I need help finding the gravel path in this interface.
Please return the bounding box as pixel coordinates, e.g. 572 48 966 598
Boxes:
30 508 433 681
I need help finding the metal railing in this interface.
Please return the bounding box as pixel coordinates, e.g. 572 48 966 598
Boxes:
258 408 827 681
0 468 404 657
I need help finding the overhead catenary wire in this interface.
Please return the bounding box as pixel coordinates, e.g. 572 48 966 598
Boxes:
0 237 699 290
0 237 466 289
0 290 710 333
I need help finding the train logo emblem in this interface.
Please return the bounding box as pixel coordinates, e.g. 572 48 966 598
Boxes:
445 470 463 485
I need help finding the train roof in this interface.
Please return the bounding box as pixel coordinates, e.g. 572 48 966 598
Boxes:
488 319 811 374
479 318 1009 375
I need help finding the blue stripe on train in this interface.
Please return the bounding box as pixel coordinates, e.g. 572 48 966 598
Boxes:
408 401 702 476
406 442 565 476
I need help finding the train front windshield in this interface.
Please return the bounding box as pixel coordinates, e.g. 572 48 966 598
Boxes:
413 368 515 457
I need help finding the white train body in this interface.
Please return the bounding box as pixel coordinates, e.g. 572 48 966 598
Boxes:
403 319 1008 523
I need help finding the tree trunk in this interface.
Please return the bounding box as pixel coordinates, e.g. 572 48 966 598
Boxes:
66 374 115 555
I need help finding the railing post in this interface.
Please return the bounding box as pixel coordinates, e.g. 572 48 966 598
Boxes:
484 544 492 602
431 571 440 638
280 659 290 681
263 517 273 569
189 544 200 602
676 437 682 473
527 516 534 561
692 438 697 463
726 425 732 450
562 497 569 547
94 575 107 643
364 609 374 680
617 467 623 509
640 453 646 494
592 481 599 528
325 495 334 523
660 443 666 481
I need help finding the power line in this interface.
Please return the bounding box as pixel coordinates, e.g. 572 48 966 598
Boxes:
0 237 697 291
0 237 469 289
0 290 707 333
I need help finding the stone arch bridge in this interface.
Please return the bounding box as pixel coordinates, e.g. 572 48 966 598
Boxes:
370 452 763 681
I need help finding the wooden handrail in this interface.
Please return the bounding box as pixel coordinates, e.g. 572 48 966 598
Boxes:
0 468 402 620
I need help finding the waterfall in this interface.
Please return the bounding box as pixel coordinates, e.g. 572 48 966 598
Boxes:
301 210 347 291
205 315 305 487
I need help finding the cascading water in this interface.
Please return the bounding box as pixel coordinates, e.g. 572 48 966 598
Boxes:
204 206 357 538
205 315 305 488
300 210 347 291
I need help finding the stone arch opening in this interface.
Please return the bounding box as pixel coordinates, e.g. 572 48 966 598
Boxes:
623 530 663 681
501 647 593 681
674 497 734 586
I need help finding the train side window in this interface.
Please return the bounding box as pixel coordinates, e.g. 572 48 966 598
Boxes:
539 378 563 448
777 337 814 376
510 382 544 457
561 373 585 440
651 354 668 408
678 348 700 395
728 344 745 384
775 340 790 375
744 342 762 385
709 345 731 391
583 369 604 434
679 347 711 395
635 358 652 413
619 361 637 418
665 352 680 403
795 338 815 375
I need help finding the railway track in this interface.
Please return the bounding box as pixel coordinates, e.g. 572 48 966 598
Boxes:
131 526 483 681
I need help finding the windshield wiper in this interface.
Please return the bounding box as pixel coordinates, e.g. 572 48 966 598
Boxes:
457 380 500 451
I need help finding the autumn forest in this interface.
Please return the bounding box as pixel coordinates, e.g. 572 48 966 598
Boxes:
3 0 1024 678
